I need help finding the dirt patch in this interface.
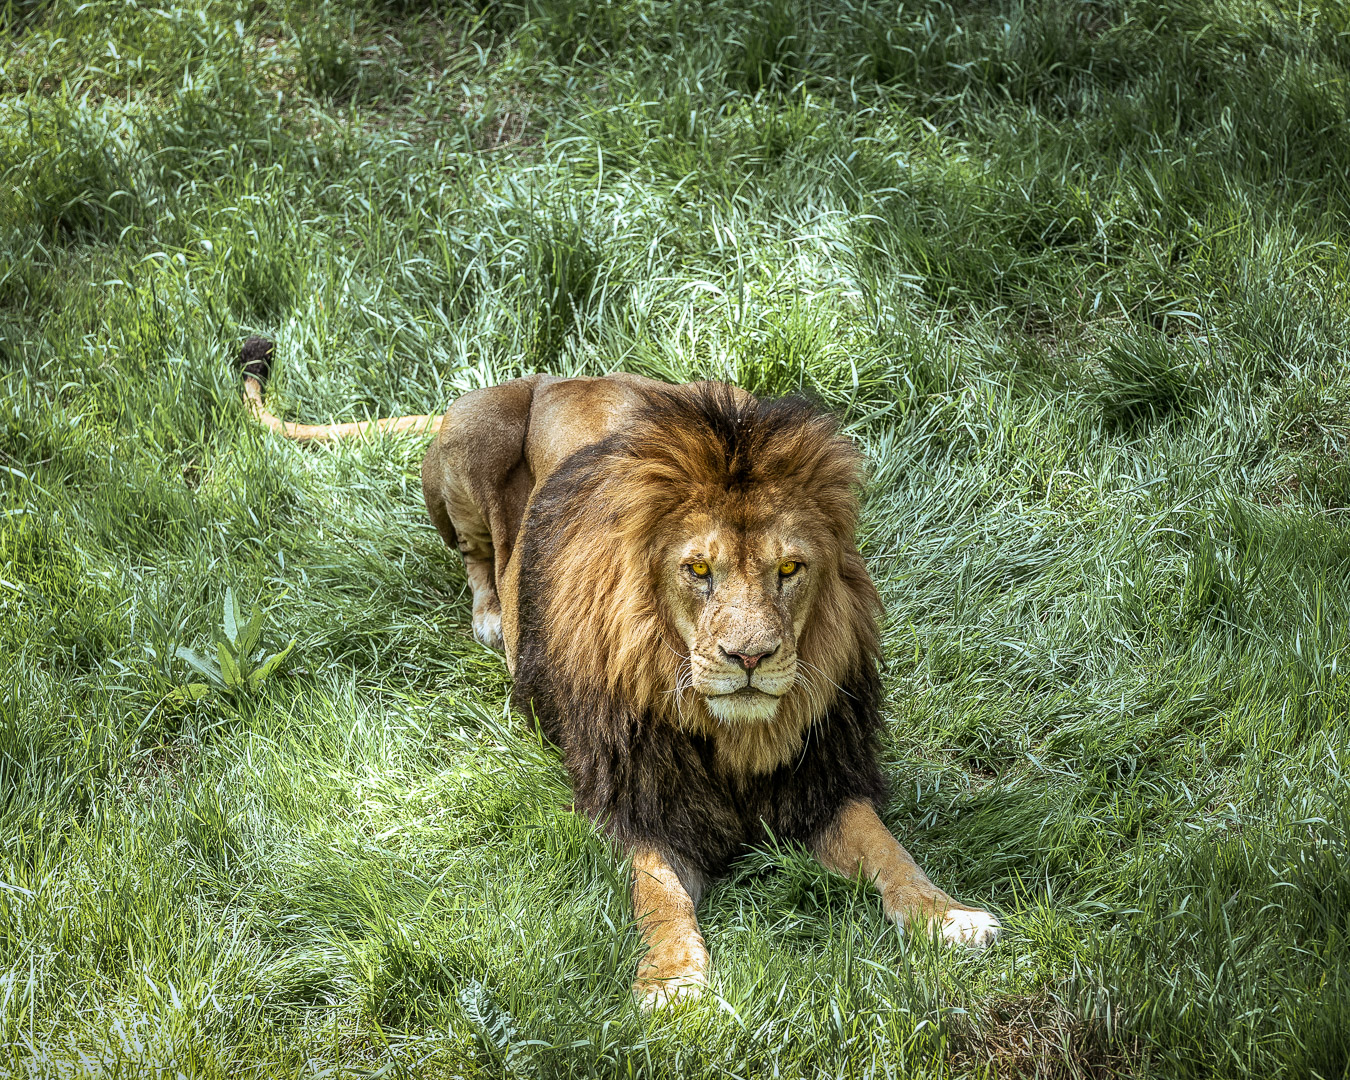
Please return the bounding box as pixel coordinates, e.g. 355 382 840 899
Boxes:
129 736 197 789
949 993 1139 1078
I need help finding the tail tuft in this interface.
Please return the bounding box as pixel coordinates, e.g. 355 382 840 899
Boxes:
240 336 275 382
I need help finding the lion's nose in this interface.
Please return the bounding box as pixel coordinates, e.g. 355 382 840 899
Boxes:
721 644 778 671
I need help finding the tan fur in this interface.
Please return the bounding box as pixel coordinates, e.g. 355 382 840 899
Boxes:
243 375 444 441
630 849 708 1008
814 800 999 946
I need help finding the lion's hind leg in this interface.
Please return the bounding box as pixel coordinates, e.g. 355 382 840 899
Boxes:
631 848 708 1009
813 799 1000 949
421 378 540 653
424 473 503 650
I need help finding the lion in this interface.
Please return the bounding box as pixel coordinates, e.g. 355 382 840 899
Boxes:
239 337 1000 1008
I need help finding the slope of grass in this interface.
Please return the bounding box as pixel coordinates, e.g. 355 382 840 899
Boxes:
3 0 1350 1075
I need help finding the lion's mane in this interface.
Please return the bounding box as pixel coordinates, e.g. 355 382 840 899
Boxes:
512 385 888 876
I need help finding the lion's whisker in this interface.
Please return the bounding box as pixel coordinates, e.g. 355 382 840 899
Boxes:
794 668 827 720
659 637 696 726
797 658 854 703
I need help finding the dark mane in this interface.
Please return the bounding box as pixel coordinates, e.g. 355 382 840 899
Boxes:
510 381 886 875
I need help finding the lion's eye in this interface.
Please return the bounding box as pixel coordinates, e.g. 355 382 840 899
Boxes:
688 561 710 579
779 560 800 577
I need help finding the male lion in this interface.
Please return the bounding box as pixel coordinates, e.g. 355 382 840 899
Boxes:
240 338 1000 1008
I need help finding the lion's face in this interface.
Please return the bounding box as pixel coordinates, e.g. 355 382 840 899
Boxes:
662 509 822 724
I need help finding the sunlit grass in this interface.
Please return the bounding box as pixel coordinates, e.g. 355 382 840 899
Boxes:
3 0 1350 1075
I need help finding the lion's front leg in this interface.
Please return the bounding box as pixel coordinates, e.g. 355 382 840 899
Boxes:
630 847 708 1009
813 799 999 949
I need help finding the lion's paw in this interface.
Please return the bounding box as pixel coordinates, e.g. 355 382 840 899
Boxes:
633 973 706 1011
472 609 504 651
938 907 1000 949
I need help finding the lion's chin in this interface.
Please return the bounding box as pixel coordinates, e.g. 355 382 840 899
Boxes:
702 688 782 725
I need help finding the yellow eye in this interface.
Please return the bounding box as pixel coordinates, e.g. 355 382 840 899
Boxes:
779 560 800 577
689 560 710 578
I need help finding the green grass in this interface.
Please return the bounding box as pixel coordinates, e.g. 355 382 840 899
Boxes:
3 0 1350 1074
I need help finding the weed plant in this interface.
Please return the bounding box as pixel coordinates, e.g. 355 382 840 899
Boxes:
3 0 1350 1076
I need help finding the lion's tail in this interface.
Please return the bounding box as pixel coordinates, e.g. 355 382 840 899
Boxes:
239 336 443 443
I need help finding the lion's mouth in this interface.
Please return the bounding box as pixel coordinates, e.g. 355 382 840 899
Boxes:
702 678 787 723
712 688 777 702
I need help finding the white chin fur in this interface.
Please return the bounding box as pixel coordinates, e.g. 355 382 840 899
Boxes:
703 692 781 724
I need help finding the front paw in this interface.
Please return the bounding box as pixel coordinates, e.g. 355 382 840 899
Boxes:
936 906 1000 949
472 608 504 651
633 932 709 1011
633 971 706 1011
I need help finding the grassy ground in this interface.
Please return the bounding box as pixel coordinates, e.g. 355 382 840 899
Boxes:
4 0 1350 1075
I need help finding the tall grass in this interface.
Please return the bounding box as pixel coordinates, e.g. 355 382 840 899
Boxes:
3 0 1350 1075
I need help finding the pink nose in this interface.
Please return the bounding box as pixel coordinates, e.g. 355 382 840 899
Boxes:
721 646 777 671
